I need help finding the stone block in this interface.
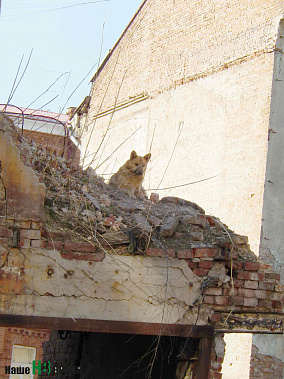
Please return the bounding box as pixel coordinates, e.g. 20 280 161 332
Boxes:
132 213 152 232
160 216 179 237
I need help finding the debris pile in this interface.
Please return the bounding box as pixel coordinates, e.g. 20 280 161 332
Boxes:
6 118 255 259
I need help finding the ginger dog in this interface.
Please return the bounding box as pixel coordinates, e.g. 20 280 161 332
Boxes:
109 150 151 199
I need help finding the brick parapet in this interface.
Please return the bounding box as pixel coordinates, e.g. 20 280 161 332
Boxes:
1 222 283 314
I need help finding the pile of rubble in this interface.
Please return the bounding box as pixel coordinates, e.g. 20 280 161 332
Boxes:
7 117 255 258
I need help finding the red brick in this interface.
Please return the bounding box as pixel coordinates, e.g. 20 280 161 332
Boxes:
19 221 31 229
187 261 198 269
206 287 222 296
265 273 281 281
232 279 243 288
244 280 258 289
19 239 30 248
223 288 238 296
193 248 218 258
211 362 222 371
73 252 105 261
146 248 175 257
268 292 281 301
198 261 213 269
236 271 264 281
211 313 222 323
212 371 222 378
259 263 272 270
193 268 209 277
20 229 41 240
45 240 63 250
31 239 42 248
226 261 243 270
60 252 74 260
271 300 283 309
0 237 12 246
238 288 256 297
258 299 272 309
228 296 244 306
49 232 66 240
0 227 12 238
214 296 228 305
244 298 258 307
177 249 192 259
64 242 96 253
255 290 267 299
258 281 275 291
244 262 260 271
203 295 214 304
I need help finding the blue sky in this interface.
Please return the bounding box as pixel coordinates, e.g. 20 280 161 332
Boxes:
0 0 142 113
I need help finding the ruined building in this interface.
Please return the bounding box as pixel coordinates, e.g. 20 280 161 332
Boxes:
0 109 283 379
70 0 284 375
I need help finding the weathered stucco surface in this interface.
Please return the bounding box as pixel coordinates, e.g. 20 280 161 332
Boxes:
2 247 209 324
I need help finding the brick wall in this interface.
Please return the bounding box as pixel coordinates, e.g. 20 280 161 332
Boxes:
22 130 80 167
250 344 284 379
88 0 283 117
0 327 50 378
209 334 225 379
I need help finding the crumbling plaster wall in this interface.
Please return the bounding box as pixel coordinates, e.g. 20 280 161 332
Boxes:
0 115 45 221
1 246 210 325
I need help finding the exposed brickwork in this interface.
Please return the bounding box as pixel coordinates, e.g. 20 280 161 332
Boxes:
22 130 80 167
208 333 225 379
250 344 284 379
144 247 283 313
0 327 50 379
87 0 282 118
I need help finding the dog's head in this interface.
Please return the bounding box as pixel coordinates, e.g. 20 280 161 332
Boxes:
126 150 151 176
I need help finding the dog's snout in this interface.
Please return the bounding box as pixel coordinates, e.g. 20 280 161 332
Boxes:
134 167 143 175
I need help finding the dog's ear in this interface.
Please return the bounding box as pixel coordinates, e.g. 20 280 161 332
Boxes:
144 153 151 162
130 150 137 160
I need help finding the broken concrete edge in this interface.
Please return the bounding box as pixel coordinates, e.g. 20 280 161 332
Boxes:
0 222 283 315
0 115 45 222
